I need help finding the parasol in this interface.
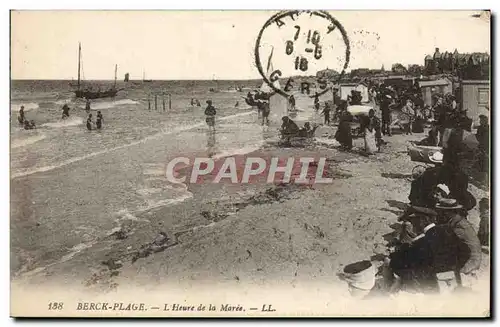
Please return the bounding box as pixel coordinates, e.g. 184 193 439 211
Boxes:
347 105 372 116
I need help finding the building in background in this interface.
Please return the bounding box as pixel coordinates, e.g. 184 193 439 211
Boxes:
424 48 490 79
339 83 370 103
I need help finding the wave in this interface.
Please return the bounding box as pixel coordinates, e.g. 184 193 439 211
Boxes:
11 134 46 149
212 140 264 160
41 116 83 128
54 99 73 106
138 192 193 212
238 106 255 110
11 111 256 179
11 102 39 112
77 99 139 110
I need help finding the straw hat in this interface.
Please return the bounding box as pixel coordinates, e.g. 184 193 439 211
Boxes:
429 152 443 164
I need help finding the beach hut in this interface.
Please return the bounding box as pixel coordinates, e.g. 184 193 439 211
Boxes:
418 78 453 107
339 83 370 103
460 80 490 124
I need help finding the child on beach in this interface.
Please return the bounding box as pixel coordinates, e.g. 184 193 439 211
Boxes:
62 104 70 119
18 106 25 124
86 114 93 131
320 102 332 125
96 111 103 130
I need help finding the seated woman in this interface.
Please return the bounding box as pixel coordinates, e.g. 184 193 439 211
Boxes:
416 126 439 146
335 111 353 150
360 109 381 154
280 116 300 143
298 122 318 138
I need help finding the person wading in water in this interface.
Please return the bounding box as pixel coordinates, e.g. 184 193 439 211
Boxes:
205 100 217 131
96 111 103 130
62 104 70 119
86 114 93 131
18 106 25 124
85 99 91 112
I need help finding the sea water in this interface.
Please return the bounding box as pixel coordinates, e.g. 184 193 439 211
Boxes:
10 79 321 277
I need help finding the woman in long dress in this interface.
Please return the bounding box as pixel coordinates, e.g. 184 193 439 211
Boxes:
362 109 380 155
335 111 353 150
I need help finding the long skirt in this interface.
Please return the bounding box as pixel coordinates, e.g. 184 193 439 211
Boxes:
335 121 353 148
364 128 377 154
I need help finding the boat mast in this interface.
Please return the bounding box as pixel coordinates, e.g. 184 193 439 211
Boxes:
77 43 81 90
114 64 118 88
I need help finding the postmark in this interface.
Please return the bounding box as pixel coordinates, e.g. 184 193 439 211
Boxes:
254 10 351 98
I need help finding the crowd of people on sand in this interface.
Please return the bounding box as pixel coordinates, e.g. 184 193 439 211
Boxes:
201 82 489 175
368 142 490 298
337 85 490 299
244 90 272 126
238 81 490 298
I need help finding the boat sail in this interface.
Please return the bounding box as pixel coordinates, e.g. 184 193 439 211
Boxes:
260 48 289 118
209 74 219 92
143 71 152 83
73 43 119 99
124 73 130 82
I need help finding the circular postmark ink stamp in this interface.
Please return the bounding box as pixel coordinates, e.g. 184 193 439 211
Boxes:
255 10 351 98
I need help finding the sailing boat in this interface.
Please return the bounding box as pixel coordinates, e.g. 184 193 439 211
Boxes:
260 48 290 118
244 47 280 107
209 74 218 92
143 71 152 83
124 73 130 82
73 43 119 99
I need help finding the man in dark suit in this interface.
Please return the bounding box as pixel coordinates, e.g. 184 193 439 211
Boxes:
435 199 482 276
388 204 472 293
388 206 441 293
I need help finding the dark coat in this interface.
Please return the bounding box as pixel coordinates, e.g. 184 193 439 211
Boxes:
281 119 299 136
409 166 474 210
205 105 216 116
442 213 482 274
390 226 441 293
476 124 489 152
409 167 441 207
335 113 353 148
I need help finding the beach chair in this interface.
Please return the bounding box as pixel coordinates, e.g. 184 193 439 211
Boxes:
407 143 442 164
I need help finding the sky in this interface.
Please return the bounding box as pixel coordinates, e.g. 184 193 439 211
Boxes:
10 10 490 80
